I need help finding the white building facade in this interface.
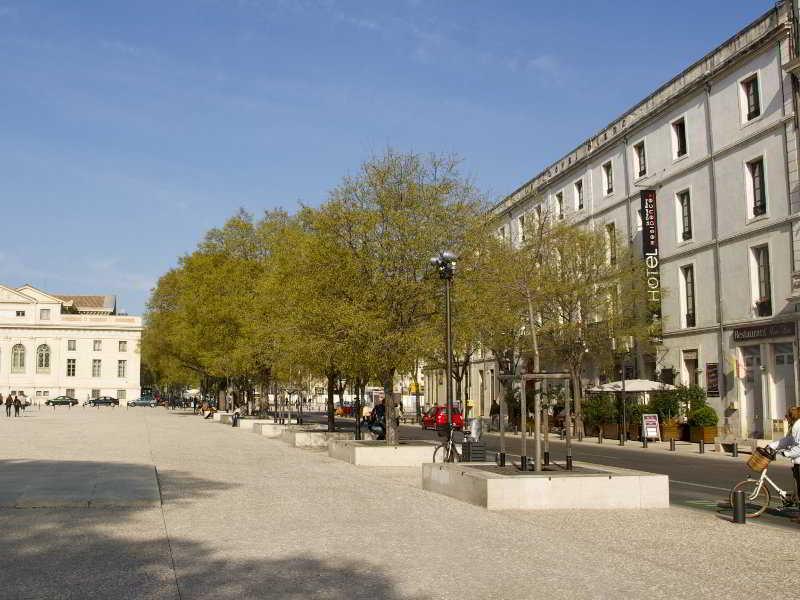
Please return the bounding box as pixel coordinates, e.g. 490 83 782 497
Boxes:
0 284 142 403
431 2 800 440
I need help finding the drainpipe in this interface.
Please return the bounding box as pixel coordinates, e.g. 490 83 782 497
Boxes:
703 80 730 431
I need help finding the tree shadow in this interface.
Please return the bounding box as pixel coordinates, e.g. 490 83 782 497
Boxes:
0 460 418 599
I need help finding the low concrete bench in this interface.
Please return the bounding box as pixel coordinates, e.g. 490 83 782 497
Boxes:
281 427 353 448
329 439 438 466
213 411 232 423
235 418 273 431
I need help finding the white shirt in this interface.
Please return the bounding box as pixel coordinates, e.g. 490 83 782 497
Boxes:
768 420 800 465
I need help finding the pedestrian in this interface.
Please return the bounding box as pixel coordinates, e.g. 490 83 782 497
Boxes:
13 396 21 417
490 399 500 431
5 394 12 417
768 406 800 508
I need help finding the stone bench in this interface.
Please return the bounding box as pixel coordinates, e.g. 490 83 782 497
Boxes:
212 411 232 423
235 418 272 431
281 427 353 448
329 439 439 466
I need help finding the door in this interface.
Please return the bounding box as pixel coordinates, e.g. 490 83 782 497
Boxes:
773 343 796 429
742 346 763 438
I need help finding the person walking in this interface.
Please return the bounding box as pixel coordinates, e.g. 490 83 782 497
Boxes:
490 399 500 431
768 406 800 508
5 394 12 417
13 396 21 417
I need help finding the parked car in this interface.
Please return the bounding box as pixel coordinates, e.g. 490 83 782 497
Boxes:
87 396 119 407
421 406 464 430
127 397 157 408
46 395 78 406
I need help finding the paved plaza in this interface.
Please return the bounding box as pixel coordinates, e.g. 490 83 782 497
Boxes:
0 408 797 599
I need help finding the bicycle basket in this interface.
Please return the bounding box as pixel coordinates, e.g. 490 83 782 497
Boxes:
747 446 775 472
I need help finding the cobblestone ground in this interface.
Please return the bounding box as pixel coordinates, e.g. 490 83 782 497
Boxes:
0 407 797 599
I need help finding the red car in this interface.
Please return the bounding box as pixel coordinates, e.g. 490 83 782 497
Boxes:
422 406 464 430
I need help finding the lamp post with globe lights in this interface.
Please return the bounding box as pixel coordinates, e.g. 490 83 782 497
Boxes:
430 251 457 428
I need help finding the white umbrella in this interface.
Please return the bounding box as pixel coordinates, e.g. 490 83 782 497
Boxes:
587 379 676 393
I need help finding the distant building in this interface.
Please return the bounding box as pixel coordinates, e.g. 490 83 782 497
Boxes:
429 2 800 439
0 284 142 402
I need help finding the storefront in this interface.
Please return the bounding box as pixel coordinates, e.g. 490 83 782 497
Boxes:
731 321 798 439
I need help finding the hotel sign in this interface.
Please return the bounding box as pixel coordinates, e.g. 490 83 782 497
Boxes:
641 190 662 342
732 321 795 341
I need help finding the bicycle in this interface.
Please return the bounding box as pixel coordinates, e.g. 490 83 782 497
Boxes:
729 447 797 518
433 424 461 463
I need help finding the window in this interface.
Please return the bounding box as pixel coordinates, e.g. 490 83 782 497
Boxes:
119 340 127 352
92 359 102 378
741 74 761 122
556 192 564 219
15 311 25 317
682 265 696 327
36 344 50 373
11 344 25 373
606 223 617 265
602 161 614 194
574 180 584 210
39 308 50 320
93 340 102 352
678 190 692 241
753 245 772 317
117 390 127 401
66 388 75 398
498 226 506 240
67 340 76 351
518 214 526 242
118 360 127 378
747 158 767 217
66 359 76 377
672 118 687 158
91 389 100 399
634 141 647 177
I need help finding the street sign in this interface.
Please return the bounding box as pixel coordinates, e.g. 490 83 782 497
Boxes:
642 414 660 441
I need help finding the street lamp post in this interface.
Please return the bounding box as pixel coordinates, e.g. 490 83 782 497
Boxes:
431 252 457 429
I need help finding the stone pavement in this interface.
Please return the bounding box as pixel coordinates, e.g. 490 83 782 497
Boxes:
0 408 798 599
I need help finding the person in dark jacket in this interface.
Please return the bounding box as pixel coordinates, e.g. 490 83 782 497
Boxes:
13 396 21 417
4 394 12 417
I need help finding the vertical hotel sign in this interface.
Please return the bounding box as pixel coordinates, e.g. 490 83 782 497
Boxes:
641 189 662 340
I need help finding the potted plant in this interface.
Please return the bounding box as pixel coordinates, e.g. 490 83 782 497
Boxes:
687 405 719 443
584 393 616 439
648 389 680 440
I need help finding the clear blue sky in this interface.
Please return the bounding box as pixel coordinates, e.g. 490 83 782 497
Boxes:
0 0 775 314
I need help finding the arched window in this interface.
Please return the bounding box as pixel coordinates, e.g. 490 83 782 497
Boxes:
36 344 51 373
11 344 25 373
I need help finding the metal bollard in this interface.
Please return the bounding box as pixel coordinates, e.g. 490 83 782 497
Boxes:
543 451 550 466
642 437 648 448
732 490 746 524
566 451 573 471
669 438 676 451
732 442 738 458
496 451 506 467
699 440 705 454
598 432 603 444
619 433 625 446
520 455 529 472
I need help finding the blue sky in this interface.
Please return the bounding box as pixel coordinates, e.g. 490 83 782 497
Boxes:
0 0 775 314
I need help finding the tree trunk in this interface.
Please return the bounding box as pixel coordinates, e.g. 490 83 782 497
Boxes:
413 358 422 422
571 367 584 437
383 369 397 445
326 371 336 432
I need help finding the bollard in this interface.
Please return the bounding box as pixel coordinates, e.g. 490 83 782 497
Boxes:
732 442 738 458
543 451 550 466
520 455 529 472
619 433 625 446
642 437 648 448
699 439 705 454
598 432 603 444
577 431 584 442
566 452 573 471
496 451 506 467
732 490 746 524
669 438 676 451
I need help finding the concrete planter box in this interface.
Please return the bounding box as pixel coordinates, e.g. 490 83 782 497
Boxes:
422 462 669 511
329 440 439 466
281 427 352 448
236 419 273 431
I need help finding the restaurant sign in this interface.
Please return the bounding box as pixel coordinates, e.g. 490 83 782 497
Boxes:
732 321 796 341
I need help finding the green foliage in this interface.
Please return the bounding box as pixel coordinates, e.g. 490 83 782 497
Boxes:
673 385 707 412
687 404 719 427
647 390 680 422
584 393 617 428
625 399 645 425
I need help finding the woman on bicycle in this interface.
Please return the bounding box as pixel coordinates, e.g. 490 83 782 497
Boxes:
768 406 800 502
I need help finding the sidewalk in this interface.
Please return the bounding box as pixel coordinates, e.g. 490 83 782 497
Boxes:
1 409 797 598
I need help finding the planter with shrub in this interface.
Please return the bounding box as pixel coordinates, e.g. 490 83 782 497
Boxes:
687 404 719 443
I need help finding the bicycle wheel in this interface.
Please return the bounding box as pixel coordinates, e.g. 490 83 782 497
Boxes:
730 479 771 518
432 444 446 463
